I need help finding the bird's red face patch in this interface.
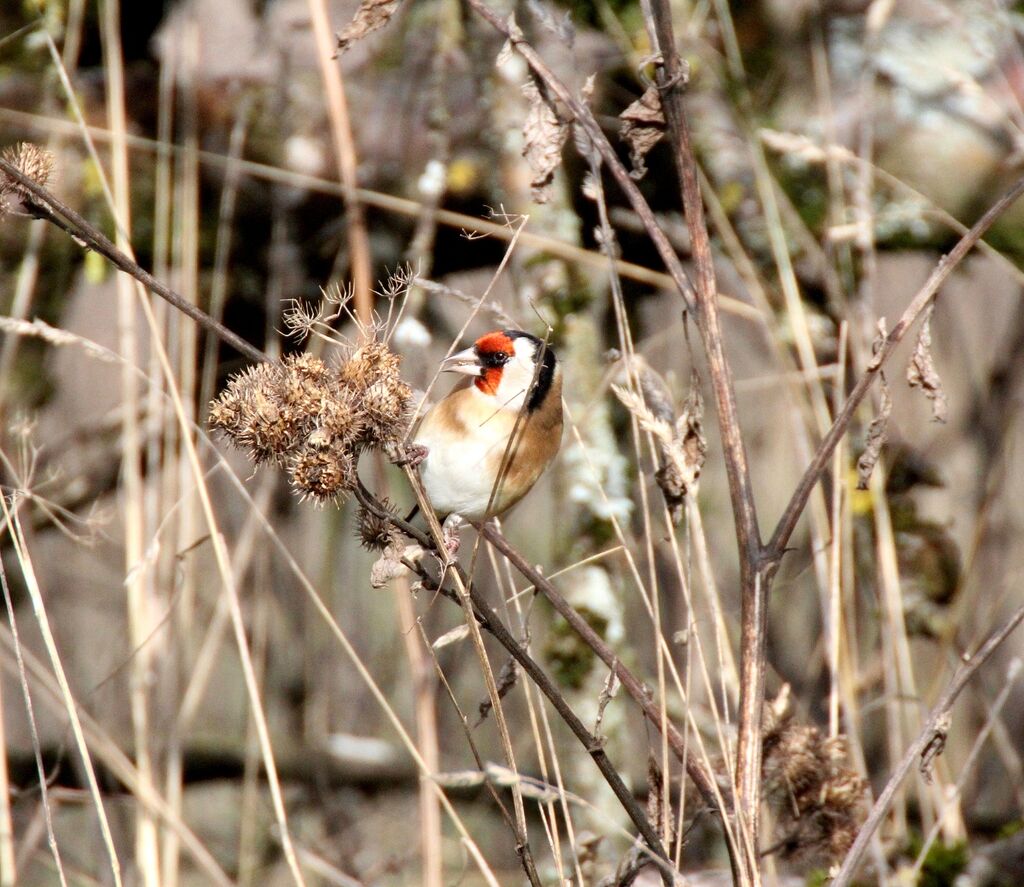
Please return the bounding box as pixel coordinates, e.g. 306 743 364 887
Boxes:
474 331 515 396
475 331 515 355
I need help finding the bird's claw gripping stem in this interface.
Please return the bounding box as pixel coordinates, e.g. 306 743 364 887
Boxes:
441 513 464 561
394 443 429 468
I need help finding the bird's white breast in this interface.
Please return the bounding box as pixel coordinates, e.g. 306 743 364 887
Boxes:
413 386 518 521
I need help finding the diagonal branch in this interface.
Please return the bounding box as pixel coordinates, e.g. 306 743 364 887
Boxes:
765 174 1024 562
831 599 1024 887
0 157 269 366
407 551 679 885
480 524 726 814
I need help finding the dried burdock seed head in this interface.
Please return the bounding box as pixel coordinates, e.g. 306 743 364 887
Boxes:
286 351 332 384
759 690 865 868
209 362 295 464
355 503 399 551
316 386 365 447
1 142 55 217
288 444 355 504
338 340 402 389
359 378 412 447
210 335 412 503
2 142 55 191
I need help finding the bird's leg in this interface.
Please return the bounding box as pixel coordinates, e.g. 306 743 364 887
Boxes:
441 513 464 560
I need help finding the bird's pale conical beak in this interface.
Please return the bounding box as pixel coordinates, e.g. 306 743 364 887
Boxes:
440 346 482 377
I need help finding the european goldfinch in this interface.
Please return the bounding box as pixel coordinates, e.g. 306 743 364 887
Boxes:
411 330 563 552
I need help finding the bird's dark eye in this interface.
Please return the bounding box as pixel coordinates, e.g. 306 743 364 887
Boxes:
480 350 510 368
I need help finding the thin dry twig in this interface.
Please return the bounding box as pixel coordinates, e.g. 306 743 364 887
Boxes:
831 600 1024 887
642 2 765 878
0 156 268 365
766 174 1024 561
479 523 723 811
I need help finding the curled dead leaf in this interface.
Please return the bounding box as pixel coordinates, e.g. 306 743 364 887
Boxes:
856 373 892 490
619 87 665 180
907 305 948 423
522 79 568 204
370 542 407 588
920 711 952 783
336 0 402 52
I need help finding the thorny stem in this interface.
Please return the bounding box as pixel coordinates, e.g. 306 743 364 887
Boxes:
831 600 1024 887
0 157 270 366
642 3 764 878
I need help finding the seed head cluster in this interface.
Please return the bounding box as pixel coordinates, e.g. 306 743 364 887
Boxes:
0 142 55 217
355 498 400 551
209 343 412 503
760 704 865 867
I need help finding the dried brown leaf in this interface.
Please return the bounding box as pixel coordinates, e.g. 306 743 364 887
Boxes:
476 657 519 724
593 665 620 738
907 305 948 423
619 87 665 180
920 711 951 783
856 373 892 490
370 542 406 588
522 80 568 204
645 756 675 845
674 375 707 484
336 0 402 52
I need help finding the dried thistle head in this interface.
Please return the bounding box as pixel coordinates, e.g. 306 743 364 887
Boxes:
2 142 55 190
315 386 365 448
358 377 412 447
209 362 297 464
288 444 354 504
355 503 399 551
1 142 55 216
338 340 402 389
286 351 332 384
209 334 413 504
760 691 865 867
